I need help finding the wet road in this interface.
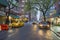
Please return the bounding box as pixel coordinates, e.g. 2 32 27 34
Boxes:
0 22 59 40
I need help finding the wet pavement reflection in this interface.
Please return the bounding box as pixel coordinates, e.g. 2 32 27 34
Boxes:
0 23 59 40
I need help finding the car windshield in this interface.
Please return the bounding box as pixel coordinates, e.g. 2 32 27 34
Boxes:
41 22 48 24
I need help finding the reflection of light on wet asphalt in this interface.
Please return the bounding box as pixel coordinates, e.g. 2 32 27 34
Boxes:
46 30 51 37
45 30 52 39
8 33 15 37
8 29 13 33
38 30 53 40
32 25 53 40
38 30 44 36
32 25 38 31
8 28 19 37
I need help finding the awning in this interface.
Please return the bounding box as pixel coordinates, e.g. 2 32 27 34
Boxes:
0 11 6 16
9 0 18 7
9 14 19 18
0 0 8 7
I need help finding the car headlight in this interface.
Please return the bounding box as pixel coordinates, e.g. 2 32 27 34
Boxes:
40 24 43 26
47 25 49 27
16 23 18 25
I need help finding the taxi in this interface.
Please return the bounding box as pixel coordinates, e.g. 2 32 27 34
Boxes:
23 18 29 22
38 21 50 29
9 21 24 28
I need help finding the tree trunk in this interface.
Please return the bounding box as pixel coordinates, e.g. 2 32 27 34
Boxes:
29 12 31 21
43 12 46 22
5 12 9 25
5 4 10 25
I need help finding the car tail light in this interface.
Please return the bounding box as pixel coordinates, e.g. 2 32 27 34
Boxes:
1 24 8 31
0 25 1 31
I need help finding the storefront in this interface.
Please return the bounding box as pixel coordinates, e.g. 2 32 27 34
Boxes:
47 13 60 26
0 11 6 24
0 0 8 7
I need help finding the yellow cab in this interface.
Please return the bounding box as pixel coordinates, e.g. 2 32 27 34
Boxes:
9 19 24 28
23 17 29 22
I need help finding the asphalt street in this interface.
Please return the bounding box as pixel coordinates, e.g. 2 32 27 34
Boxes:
0 22 59 40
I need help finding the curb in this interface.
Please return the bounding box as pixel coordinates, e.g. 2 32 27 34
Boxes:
50 27 60 39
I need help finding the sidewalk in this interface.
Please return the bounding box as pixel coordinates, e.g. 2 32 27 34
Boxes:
51 25 60 38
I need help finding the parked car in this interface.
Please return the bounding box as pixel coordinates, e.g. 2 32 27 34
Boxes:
0 24 9 31
19 21 24 27
38 21 50 29
9 21 24 28
32 21 38 25
23 18 29 22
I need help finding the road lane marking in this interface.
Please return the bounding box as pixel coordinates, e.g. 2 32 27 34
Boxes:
8 30 13 33
8 29 19 37
8 33 16 37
